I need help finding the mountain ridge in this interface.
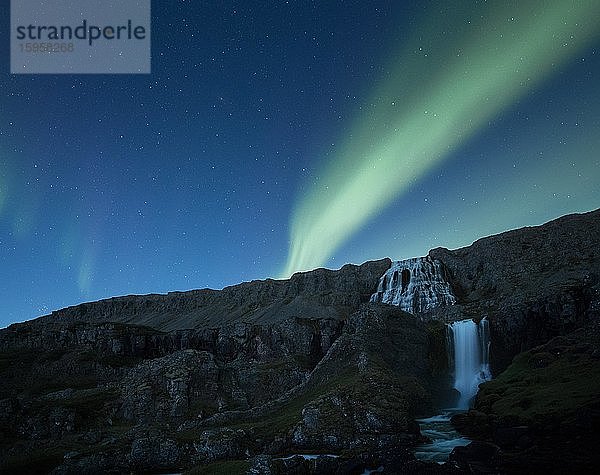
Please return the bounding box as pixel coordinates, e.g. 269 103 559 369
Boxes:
14 207 600 333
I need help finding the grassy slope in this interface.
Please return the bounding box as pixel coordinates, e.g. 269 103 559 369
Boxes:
477 326 600 426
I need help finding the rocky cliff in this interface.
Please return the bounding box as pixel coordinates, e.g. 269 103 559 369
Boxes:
39 259 391 331
451 320 600 474
0 209 599 474
430 208 600 372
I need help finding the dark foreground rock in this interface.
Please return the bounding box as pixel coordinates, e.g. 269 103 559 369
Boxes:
448 441 501 473
0 302 446 473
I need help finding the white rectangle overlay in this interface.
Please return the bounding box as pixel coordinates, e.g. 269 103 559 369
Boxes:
11 0 151 74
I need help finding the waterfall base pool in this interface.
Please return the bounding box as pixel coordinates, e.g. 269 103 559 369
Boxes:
414 410 471 464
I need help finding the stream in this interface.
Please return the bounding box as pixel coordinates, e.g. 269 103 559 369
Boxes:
414 410 471 463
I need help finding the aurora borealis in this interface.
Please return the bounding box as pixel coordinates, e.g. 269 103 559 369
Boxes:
1 1 599 327
283 0 600 276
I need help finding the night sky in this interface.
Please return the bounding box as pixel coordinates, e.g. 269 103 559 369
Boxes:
1 1 599 327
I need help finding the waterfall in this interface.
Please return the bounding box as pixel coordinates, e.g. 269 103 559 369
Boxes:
415 318 493 463
370 257 456 314
448 318 491 409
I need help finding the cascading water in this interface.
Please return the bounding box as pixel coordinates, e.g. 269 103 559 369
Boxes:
369 260 492 463
448 318 492 409
370 257 456 314
415 318 492 463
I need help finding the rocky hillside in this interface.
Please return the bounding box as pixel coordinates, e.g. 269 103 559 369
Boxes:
0 208 599 474
430 208 600 372
0 304 447 474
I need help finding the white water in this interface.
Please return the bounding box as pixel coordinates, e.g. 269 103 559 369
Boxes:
448 318 492 409
370 257 456 314
415 318 492 463
414 411 472 463
369 261 492 463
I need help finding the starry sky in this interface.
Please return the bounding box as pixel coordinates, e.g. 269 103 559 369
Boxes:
1 0 599 327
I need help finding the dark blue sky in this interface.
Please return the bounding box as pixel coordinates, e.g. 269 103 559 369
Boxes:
1 1 599 327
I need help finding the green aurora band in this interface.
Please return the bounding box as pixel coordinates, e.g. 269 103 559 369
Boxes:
282 0 600 277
